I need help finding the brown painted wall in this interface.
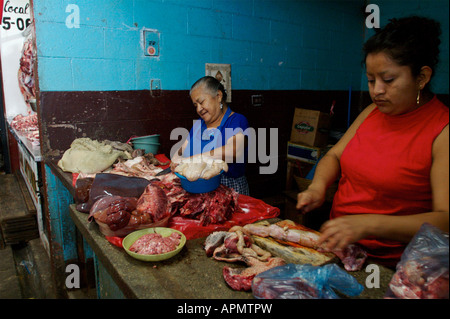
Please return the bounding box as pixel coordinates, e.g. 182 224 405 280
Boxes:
39 89 448 198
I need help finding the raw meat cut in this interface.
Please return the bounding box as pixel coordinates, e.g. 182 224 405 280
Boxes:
136 184 170 222
10 114 39 143
157 180 240 226
223 256 286 291
78 173 151 213
10 113 38 132
252 235 336 266
204 231 229 257
174 158 228 181
129 232 181 255
388 260 449 299
18 37 36 105
204 228 286 291
243 220 367 271
110 155 166 180
104 197 137 231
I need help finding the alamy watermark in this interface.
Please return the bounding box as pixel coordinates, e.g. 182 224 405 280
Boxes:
65 264 80 289
365 4 380 29
65 4 80 29
170 124 279 175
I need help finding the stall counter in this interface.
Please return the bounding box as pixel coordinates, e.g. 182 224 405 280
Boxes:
69 205 395 299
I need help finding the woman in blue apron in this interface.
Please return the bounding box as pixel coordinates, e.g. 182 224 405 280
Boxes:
171 76 250 195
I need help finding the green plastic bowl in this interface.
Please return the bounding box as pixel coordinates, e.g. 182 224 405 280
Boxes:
122 227 186 262
132 141 160 154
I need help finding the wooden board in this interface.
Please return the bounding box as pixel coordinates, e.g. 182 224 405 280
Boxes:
0 174 39 244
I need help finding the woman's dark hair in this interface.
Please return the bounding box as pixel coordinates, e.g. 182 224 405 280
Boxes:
363 16 441 88
190 76 227 104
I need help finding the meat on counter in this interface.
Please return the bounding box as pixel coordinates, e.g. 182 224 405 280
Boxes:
129 232 182 255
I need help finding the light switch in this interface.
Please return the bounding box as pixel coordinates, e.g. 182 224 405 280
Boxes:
150 79 161 96
251 95 263 106
143 30 160 56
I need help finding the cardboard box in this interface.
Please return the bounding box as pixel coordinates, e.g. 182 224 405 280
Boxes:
287 141 321 164
290 108 330 147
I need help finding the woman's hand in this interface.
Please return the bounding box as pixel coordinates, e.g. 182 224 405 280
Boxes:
296 187 326 213
317 215 371 251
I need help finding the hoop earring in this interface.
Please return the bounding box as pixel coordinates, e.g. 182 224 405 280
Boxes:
416 89 420 105
220 103 223 110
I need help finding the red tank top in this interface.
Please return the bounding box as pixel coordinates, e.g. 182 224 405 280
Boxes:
330 96 449 267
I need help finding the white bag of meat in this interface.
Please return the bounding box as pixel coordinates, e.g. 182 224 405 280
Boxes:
385 223 449 299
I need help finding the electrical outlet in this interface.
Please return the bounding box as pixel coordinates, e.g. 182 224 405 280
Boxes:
251 95 263 106
143 29 160 56
150 79 161 96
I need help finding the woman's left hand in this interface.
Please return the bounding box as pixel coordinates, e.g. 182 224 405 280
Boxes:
317 215 370 251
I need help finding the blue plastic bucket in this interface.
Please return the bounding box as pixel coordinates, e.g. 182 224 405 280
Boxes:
130 134 160 143
132 141 160 154
174 171 223 193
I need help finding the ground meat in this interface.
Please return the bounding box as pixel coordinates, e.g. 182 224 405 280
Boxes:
129 232 182 255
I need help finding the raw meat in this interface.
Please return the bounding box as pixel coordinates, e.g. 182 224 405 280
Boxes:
252 235 336 266
89 196 137 231
136 184 170 222
129 232 181 255
204 231 228 256
89 195 170 237
174 159 228 181
155 179 240 226
223 256 286 291
110 156 165 180
10 114 39 143
176 185 239 226
78 173 151 213
105 197 137 231
18 37 36 104
243 220 367 271
204 228 286 291
10 114 38 132
388 259 449 299
324 244 367 272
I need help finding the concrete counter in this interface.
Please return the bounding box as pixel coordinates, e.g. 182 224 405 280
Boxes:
69 205 394 299
70 205 253 299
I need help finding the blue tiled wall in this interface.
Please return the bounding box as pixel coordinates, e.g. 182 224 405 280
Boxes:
33 0 448 94
361 0 449 94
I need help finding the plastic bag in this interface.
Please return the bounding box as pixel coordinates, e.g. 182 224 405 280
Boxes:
252 263 364 299
75 173 151 213
89 195 169 238
168 194 280 240
386 223 449 299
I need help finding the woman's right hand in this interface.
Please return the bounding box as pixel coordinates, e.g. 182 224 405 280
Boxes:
296 187 326 214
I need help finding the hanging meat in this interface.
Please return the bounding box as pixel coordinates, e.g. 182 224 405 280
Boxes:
18 35 36 108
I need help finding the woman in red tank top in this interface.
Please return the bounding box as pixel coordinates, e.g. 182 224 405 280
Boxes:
296 16 449 267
